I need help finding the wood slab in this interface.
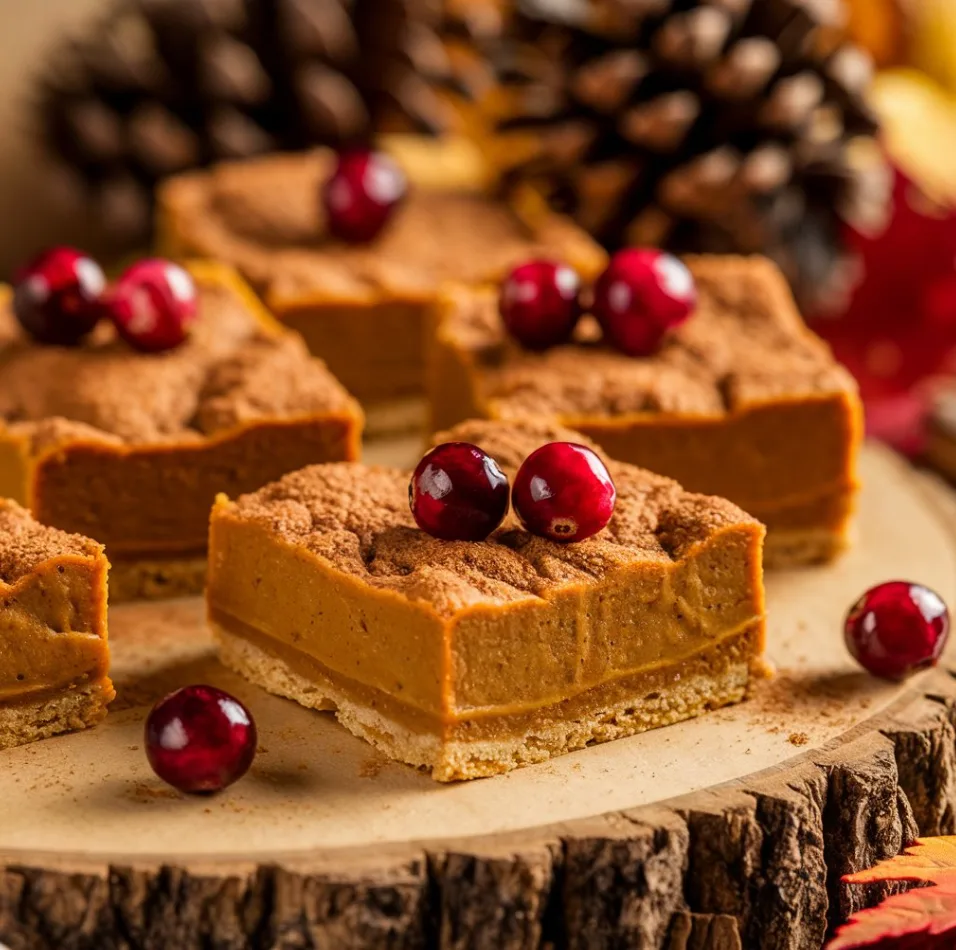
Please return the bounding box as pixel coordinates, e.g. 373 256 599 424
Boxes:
3 443 956 950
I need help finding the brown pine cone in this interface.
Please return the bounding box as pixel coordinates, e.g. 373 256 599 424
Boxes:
36 0 474 247
486 0 889 308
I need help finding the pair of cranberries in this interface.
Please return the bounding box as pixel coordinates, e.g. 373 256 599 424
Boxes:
410 458 952 681
13 249 198 353
410 441 616 544
500 249 697 357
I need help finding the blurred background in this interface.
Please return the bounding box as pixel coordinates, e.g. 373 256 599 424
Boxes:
0 0 954 452
0 0 113 270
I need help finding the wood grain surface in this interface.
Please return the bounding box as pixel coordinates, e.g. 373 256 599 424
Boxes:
1 443 955 949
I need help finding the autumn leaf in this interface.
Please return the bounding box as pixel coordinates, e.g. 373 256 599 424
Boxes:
827 837 956 948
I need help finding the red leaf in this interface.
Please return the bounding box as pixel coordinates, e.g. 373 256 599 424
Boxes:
828 838 956 948
807 167 956 454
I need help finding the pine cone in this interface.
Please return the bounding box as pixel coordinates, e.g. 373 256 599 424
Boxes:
37 0 488 248
442 0 513 105
353 0 509 135
487 0 889 308
353 0 455 135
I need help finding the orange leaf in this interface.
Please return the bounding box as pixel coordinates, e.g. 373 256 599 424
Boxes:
828 837 956 948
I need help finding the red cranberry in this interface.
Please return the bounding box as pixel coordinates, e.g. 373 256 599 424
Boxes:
592 249 696 356
513 442 616 543
145 685 257 794
500 260 582 350
845 581 950 680
13 247 105 345
322 150 407 243
410 442 509 541
106 259 198 353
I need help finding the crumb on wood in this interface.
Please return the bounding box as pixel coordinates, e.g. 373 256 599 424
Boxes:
359 758 385 779
788 732 810 747
126 782 181 803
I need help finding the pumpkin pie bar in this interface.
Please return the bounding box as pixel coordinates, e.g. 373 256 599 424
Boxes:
0 261 362 601
429 256 863 567
207 418 766 781
0 499 113 750
157 142 606 428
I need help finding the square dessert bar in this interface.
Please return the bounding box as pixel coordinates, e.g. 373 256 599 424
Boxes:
157 141 606 423
0 499 113 750
207 418 766 781
429 256 863 567
0 262 362 601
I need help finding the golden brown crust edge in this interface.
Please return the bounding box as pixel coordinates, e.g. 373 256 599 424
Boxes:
0 680 115 752
213 621 760 782
108 556 208 603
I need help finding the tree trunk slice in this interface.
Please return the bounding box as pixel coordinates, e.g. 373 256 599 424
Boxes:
3 443 956 950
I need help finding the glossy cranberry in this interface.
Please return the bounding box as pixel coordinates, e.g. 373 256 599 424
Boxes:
13 246 105 345
145 685 257 794
513 442 616 542
322 150 407 243
499 260 582 350
592 249 696 356
410 442 509 541
844 581 950 681
106 259 198 353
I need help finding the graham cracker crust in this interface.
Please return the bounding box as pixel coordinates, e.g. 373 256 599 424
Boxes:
109 556 207 602
363 397 426 438
764 527 851 569
213 621 758 782
0 679 115 751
